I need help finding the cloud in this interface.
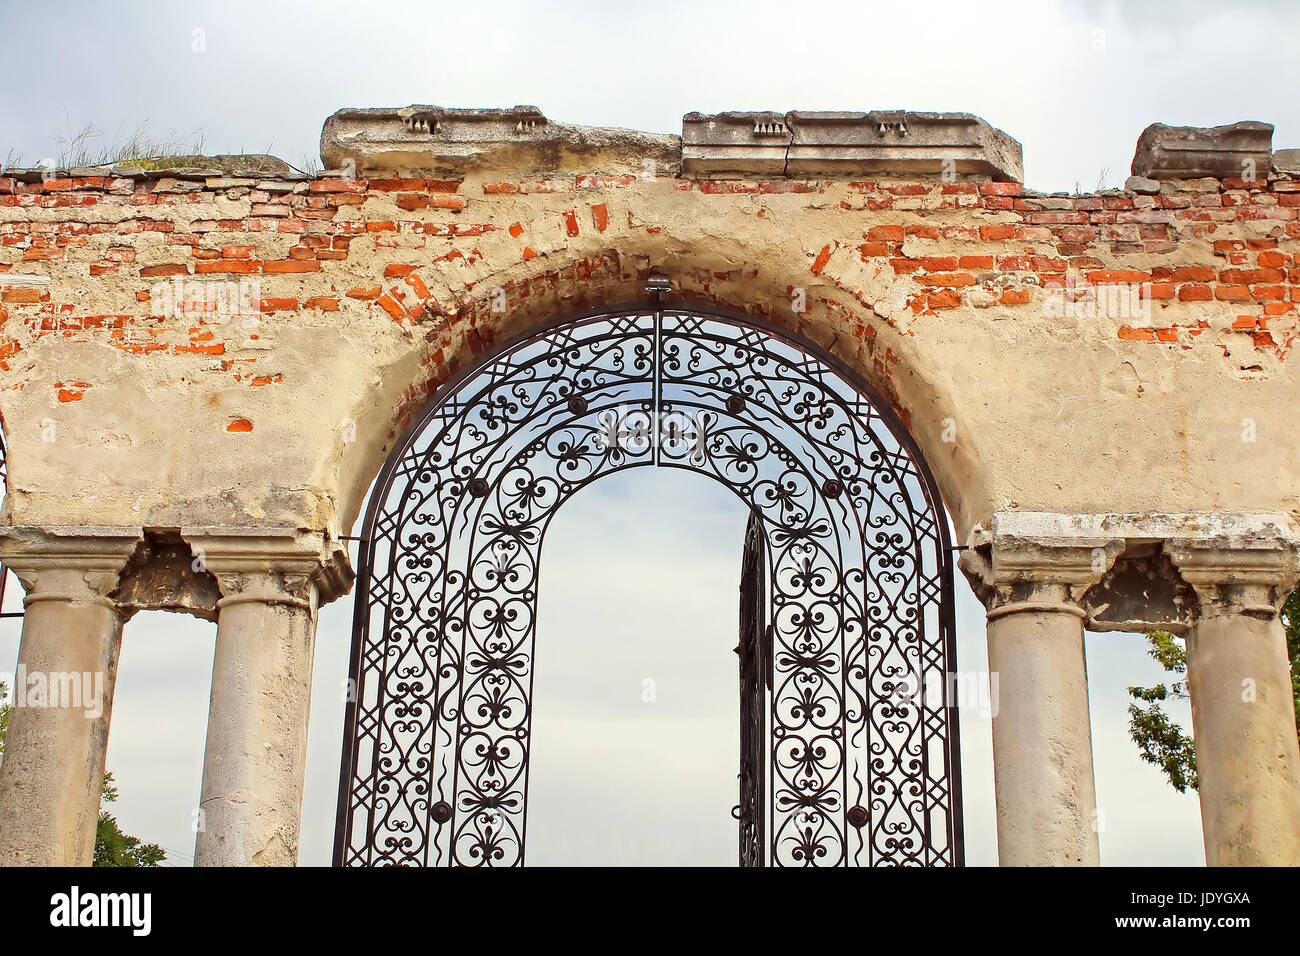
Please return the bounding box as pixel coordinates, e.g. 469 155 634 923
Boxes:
2 0 1294 190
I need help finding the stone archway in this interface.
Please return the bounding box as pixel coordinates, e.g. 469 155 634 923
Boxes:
333 301 961 866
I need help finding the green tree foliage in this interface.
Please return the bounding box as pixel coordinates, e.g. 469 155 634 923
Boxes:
0 682 165 866
1129 589 1300 793
94 771 166 867
1126 631 1198 792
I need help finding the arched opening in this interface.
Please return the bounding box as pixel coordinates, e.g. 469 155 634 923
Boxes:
525 468 746 865
333 303 961 866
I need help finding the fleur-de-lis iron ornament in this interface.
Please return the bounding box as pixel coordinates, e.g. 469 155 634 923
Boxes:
335 305 961 867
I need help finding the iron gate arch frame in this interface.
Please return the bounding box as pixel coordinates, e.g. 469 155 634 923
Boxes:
334 299 964 867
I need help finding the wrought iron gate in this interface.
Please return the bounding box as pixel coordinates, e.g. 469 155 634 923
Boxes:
335 303 962 866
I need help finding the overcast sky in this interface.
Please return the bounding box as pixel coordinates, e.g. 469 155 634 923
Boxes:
1 0 1297 192
0 0 1268 866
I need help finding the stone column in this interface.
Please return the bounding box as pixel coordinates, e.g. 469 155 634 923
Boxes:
0 530 139 866
1170 540 1300 866
961 518 1122 866
985 585 1099 865
188 530 351 867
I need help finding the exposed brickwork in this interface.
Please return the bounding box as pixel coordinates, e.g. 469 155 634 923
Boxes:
1 160 1297 533
6 175 1291 325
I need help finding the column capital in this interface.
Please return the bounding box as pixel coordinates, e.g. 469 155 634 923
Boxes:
0 525 356 609
960 512 1124 615
0 526 144 607
181 526 354 606
1167 535 1300 619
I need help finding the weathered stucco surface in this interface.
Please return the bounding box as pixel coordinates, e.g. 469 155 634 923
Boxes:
1 110 1297 547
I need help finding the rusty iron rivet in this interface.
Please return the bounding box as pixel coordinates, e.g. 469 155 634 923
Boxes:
822 478 843 498
468 477 490 497
847 805 868 829
432 801 453 824
568 395 589 415
726 394 745 414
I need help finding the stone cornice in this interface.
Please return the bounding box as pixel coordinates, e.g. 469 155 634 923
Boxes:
320 105 1023 181
1166 536 1299 618
0 526 354 608
983 511 1299 546
0 526 144 571
320 105 681 177
0 527 143 604
180 527 354 605
960 512 1126 600
962 512 1300 626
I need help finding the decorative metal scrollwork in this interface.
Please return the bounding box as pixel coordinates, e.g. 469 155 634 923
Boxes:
335 304 962 867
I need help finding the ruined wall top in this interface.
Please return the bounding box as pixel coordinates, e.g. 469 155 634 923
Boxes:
4 107 1288 196
313 106 1292 190
319 107 1025 182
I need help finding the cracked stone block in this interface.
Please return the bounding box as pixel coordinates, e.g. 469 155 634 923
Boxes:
1130 121 1273 180
1274 148 1300 175
682 110 1022 182
1124 175 1161 194
787 111 1022 182
320 105 681 177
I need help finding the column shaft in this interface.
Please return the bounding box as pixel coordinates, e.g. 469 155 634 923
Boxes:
193 583 318 866
1187 610 1300 865
987 599 1100 866
0 579 123 865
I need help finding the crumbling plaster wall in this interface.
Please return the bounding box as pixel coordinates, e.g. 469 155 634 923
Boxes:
1 122 1297 546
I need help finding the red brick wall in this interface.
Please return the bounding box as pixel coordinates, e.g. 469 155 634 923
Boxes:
1 169 1297 435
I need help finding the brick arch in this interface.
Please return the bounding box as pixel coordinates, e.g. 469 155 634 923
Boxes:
334 228 984 539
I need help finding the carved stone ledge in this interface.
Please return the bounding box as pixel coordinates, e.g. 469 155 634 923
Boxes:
960 512 1123 614
1167 537 1300 620
1275 148 1300 175
1131 121 1274 181
0 526 354 613
320 104 1024 182
682 110 1023 182
962 512 1300 632
0 527 144 607
681 111 791 177
320 105 681 177
180 527 354 607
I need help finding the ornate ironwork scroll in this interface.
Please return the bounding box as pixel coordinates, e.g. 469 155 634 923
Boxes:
335 304 962 867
